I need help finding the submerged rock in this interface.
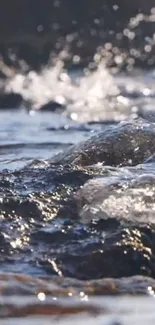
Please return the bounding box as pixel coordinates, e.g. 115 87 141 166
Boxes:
75 170 155 224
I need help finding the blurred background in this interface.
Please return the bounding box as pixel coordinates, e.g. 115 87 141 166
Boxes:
0 0 155 71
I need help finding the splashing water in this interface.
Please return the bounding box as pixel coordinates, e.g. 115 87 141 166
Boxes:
4 55 155 123
5 59 120 121
2 8 155 324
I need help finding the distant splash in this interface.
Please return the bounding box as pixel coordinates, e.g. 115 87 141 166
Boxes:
0 6 154 126
4 59 118 121
2 7 155 122
4 55 155 122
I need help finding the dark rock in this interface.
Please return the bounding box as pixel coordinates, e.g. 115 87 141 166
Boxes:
51 120 155 167
39 225 155 279
0 92 23 109
39 100 65 112
0 120 155 280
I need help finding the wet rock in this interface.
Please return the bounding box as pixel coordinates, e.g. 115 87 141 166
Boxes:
37 224 155 279
0 92 23 109
0 120 155 280
39 100 65 112
51 120 155 167
1 162 154 280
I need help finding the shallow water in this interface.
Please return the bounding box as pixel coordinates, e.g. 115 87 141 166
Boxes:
2 61 155 323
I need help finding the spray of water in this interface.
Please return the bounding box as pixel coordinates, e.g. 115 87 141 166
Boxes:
3 9 155 122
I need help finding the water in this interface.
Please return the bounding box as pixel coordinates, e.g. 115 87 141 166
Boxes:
2 53 155 323
0 110 91 170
